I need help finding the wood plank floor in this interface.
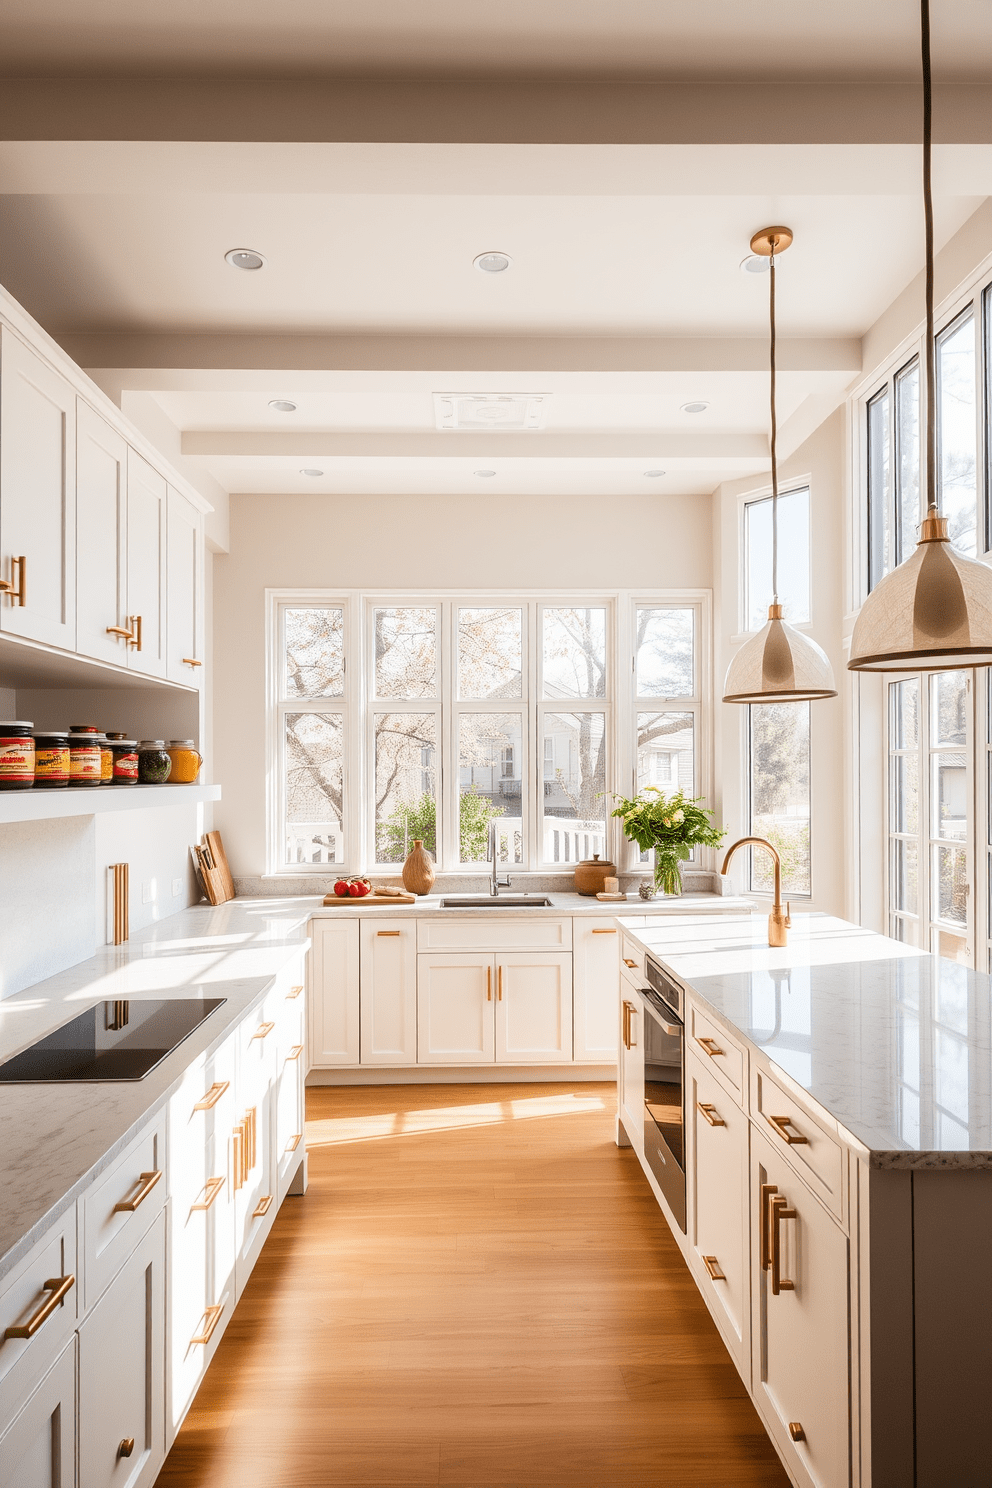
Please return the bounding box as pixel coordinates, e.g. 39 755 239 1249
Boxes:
156 1082 789 1488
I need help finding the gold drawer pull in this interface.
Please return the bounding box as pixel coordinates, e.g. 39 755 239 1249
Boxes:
696 1035 724 1058
377 930 401 937
113 1170 162 1213
760 1183 778 1271
592 927 617 934
118 1438 135 1460
189 1303 224 1348
285 1133 302 1153
252 1194 274 1219
696 1101 725 1128
232 1125 244 1191
623 958 637 969
189 1176 225 1214
702 1255 725 1282
770 1194 797 1296
193 1080 230 1112
768 1114 809 1146
106 624 135 640
789 1423 806 1443
285 1044 304 1062
285 984 304 1000
497 964 503 1001
251 1021 275 1040
128 613 142 650
486 965 492 1002
3 1274 75 1339
4 556 27 606
182 657 203 667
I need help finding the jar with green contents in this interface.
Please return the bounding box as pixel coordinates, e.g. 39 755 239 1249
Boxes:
138 740 172 784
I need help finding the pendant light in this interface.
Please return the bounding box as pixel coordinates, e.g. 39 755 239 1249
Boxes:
848 0 992 673
722 228 837 703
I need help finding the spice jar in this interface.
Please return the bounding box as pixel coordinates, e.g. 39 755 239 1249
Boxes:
105 733 139 786
138 741 172 784
0 723 35 791
166 739 202 784
32 730 70 789
93 733 113 784
68 727 103 787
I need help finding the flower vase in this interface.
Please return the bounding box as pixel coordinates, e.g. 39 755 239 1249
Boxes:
402 839 436 896
654 849 684 897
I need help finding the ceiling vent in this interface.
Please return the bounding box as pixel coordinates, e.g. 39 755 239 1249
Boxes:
433 393 550 432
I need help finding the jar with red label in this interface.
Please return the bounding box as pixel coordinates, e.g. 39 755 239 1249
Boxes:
0 722 35 790
68 727 103 786
32 730 70 789
106 733 139 785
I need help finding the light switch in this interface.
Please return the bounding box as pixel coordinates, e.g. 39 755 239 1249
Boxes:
172 878 183 898
142 879 156 905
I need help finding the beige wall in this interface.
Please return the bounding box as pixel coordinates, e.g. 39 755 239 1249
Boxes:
212 489 713 876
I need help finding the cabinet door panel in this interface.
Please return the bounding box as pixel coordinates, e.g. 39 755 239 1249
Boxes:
166 486 202 684
618 995 644 1152
0 330 75 648
75 402 128 665
234 1012 278 1294
687 1050 748 1367
125 449 166 678
417 954 494 1064
572 921 619 1062
310 919 360 1066
496 953 572 1063
0 1341 76 1488
360 919 417 1064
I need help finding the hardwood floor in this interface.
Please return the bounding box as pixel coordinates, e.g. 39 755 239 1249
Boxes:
156 1083 789 1487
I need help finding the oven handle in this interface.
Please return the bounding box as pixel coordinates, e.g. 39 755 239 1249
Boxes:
639 992 683 1039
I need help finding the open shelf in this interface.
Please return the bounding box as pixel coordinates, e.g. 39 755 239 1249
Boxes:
0 783 221 824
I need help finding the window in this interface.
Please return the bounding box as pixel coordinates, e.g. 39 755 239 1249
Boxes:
747 702 811 896
270 592 706 875
867 361 922 590
937 309 977 558
743 486 810 631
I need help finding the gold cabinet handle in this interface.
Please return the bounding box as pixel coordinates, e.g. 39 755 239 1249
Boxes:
251 1021 275 1040
760 1183 778 1272
118 1438 135 1460
623 958 637 969
696 1101 725 1128
189 1176 225 1214
285 1044 304 1062
252 1194 273 1219
193 1080 230 1112
182 657 203 666
627 1001 637 1047
770 1193 797 1296
113 1169 162 1213
696 1035 724 1058
245 1107 257 1172
189 1303 224 1348
285 1133 302 1153
592 927 617 934
768 1114 809 1146
789 1423 806 1443
497 964 503 1001
702 1255 725 1282
285 985 303 1000
621 1001 629 1049
4 556 27 606
377 930 400 936
232 1124 244 1191
486 965 492 1002
3 1274 75 1339
128 614 142 650
106 624 135 640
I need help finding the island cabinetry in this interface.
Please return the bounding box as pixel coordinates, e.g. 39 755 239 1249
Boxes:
0 1339 76 1488
309 918 360 1066
689 1002 746 1105
617 979 644 1152
79 1110 166 1313
234 1007 279 1294
752 1064 848 1225
361 918 418 1065
572 919 620 1062
0 1205 77 1429
686 1048 748 1371
75 401 128 666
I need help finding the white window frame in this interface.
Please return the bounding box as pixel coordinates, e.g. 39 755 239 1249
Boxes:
740 482 813 635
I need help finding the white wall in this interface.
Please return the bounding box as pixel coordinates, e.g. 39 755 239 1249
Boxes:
0 818 95 999
213 489 714 877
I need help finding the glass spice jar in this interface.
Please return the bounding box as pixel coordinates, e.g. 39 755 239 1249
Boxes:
0 722 35 790
67 727 103 787
137 740 172 784
166 739 202 784
105 733 139 785
32 730 70 789
94 733 114 784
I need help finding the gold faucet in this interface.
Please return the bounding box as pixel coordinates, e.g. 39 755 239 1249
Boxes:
721 836 791 948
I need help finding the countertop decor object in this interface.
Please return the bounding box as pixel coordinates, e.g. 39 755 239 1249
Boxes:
401 839 436 895
574 854 616 896
322 890 417 906
611 786 726 898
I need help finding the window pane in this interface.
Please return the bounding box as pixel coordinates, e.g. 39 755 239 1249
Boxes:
893 755 919 835
637 712 694 794
891 839 919 915
932 754 967 841
937 311 977 558
284 607 344 698
542 608 607 698
541 711 606 861
284 712 344 865
373 713 437 862
457 713 523 864
749 701 811 895
892 677 919 749
374 608 437 698
895 360 920 564
935 845 967 925
457 608 522 699
930 670 967 747
745 487 810 630
867 387 891 589
635 609 694 697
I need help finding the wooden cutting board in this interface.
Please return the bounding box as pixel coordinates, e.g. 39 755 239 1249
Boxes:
192 844 228 906
322 891 417 906
204 830 236 902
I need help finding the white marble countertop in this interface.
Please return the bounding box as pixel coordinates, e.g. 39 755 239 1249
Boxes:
307 890 754 919
618 910 992 1170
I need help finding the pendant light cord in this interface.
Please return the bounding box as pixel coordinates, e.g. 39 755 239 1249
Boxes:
769 242 779 604
922 0 937 517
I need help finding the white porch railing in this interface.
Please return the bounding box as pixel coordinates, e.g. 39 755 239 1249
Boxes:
543 818 606 863
286 822 343 865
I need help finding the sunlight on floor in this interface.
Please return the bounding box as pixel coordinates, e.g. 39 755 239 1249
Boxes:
306 1092 608 1146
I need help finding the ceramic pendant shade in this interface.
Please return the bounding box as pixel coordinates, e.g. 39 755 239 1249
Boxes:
723 604 837 703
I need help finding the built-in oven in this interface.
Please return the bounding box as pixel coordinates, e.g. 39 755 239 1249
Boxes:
639 955 686 1232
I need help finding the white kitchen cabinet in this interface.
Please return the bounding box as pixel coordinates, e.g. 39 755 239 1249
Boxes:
572 920 620 1062
234 1008 278 1294
0 1207 76 1430
79 1110 166 1314
687 1049 748 1370
495 952 573 1062
360 918 418 1064
273 977 306 1199
0 329 76 649
124 449 167 679
166 485 203 684
310 918 360 1066
78 1210 166 1488
75 401 128 666
418 952 495 1064
617 989 644 1151
751 1127 851 1488
0 1341 76 1488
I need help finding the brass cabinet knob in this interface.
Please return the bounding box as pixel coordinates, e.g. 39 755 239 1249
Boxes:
788 1422 806 1443
119 1438 135 1459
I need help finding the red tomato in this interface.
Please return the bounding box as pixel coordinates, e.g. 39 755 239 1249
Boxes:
348 882 364 897
356 882 372 897
333 879 350 897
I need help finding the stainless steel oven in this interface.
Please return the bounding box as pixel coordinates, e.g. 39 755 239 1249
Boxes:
639 956 686 1232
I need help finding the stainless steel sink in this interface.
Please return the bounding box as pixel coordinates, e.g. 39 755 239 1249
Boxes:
439 896 554 909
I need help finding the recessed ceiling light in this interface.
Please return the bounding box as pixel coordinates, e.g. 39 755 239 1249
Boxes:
225 248 266 271
268 399 297 413
681 401 709 414
740 254 770 275
474 470 497 478
300 469 324 477
474 252 512 274
644 469 666 477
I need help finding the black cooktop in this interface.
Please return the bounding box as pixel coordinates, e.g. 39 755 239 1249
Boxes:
0 997 226 1083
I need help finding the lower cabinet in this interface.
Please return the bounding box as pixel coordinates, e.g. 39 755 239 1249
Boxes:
360 919 417 1064
687 1049 748 1369
0 1340 76 1488
572 920 620 1061
234 1011 279 1294
496 953 572 1062
618 987 645 1150
417 952 573 1064
78 1211 166 1488
309 918 360 1066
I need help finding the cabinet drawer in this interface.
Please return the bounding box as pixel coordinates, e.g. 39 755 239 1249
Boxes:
752 1065 848 1225
417 917 571 952
620 937 645 980
79 1111 166 1312
688 1003 746 1106
0 1337 76 1488
0 1208 77 1426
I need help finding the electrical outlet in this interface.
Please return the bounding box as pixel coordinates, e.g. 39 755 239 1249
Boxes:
142 879 156 905
172 878 183 898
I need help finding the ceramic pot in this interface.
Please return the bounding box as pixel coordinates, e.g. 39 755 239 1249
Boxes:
402 839 436 895
574 854 616 896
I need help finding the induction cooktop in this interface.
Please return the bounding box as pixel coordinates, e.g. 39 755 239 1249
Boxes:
0 997 226 1083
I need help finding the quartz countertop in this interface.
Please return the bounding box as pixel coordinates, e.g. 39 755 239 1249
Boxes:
307 890 753 919
618 910 992 1170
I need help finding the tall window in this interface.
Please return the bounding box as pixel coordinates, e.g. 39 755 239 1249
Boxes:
633 606 699 864
867 359 921 590
747 702 811 896
743 486 810 631
936 308 977 558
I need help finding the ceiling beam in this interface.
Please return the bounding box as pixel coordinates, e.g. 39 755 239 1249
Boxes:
182 430 769 459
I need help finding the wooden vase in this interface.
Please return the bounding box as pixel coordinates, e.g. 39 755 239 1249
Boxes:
402 839 436 895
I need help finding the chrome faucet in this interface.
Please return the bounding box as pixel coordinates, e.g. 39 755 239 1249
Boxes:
488 819 512 897
721 836 791 948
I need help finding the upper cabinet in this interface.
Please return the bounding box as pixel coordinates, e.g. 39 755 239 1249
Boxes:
125 450 167 680
166 486 204 685
0 330 76 650
76 401 127 666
